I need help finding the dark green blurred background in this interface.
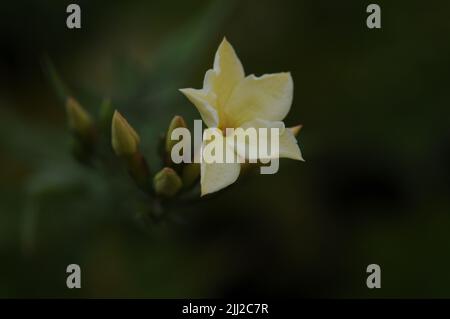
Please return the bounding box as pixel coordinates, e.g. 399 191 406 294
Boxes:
1 0 450 298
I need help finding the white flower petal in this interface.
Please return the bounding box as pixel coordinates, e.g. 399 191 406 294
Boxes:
200 160 240 196
179 88 219 127
278 128 304 161
240 118 285 133
180 38 245 128
228 119 286 161
224 72 293 127
207 38 245 109
200 134 241 196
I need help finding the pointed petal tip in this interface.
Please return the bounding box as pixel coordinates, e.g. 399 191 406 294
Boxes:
220 36 230 46
296 148 305 162
200 184 209 197
179 88 196 97
285 72 293 81
290 152 305 162
289 124 303 137
217 36 238 56
179 88 192 99
112 109 123 121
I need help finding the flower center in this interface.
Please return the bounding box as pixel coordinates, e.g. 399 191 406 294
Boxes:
218 116 236 136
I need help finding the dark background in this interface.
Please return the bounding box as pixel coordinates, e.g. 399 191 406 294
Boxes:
1 0 450 297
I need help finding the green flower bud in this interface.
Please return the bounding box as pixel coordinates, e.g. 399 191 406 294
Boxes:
111 110 140 156
165 115 187 154
181 163 200 188
153 167 183 198
66 97 93 137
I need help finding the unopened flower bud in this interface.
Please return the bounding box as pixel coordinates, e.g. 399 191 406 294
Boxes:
153 167 183 198
165 115 187 154
111 110 140 156
289 125 303 137
66 97 93 137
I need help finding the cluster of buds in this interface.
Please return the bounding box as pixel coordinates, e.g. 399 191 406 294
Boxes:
58 39 306 225
162 116 200 191
65 96 302 201
111 112 199 199
63 96 304 226
63 39 305 205
64 95 203 221
65 94 201 200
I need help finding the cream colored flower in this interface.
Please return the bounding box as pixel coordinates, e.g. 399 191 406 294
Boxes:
180 38 303 196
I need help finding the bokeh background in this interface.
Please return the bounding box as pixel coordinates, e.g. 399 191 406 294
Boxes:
1 0 450 298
